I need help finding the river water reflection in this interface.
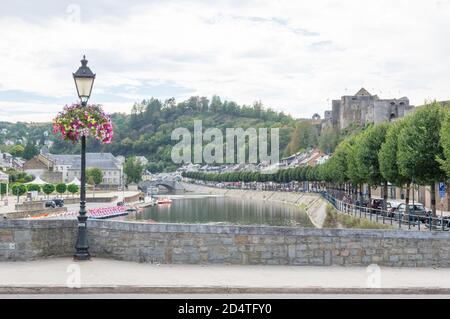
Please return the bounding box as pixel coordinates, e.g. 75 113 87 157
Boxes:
125 195 314 227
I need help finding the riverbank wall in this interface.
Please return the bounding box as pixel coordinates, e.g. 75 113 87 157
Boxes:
182 183 327 228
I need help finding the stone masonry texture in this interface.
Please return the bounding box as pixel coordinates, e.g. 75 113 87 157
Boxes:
0 219 449 267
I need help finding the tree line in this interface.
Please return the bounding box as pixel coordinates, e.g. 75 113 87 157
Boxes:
48 95 296 172
184 102 450 217
8 183 80 202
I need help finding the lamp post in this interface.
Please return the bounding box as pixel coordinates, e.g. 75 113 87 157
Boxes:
73 55 96 260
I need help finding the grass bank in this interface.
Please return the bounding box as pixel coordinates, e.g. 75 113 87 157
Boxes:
323 205 392 230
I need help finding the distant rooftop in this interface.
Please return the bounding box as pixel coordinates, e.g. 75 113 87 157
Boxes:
355 88 371 96
46 152 121 170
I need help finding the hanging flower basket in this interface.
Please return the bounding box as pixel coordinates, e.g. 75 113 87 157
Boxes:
52 103 113 144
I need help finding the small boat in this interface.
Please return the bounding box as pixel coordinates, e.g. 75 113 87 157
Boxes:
157 198 173 204
134 196 157 209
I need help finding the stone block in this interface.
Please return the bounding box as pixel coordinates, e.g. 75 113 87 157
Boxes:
234 235 248 245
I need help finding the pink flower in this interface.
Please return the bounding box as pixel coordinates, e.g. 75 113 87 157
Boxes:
52 103 113 144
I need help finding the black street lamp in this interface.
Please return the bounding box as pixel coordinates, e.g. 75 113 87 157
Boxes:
73 55 95 260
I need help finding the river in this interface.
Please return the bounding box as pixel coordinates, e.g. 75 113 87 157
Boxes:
124 194 314 227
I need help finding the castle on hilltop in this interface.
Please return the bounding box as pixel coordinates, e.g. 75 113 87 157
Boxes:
321 88 415 131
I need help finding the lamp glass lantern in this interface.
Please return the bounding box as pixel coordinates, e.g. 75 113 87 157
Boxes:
73 55 96 104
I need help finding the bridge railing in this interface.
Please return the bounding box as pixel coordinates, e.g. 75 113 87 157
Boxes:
320 191 450 232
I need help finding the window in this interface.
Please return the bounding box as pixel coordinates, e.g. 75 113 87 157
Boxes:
389 186 396 199
389 113 396 121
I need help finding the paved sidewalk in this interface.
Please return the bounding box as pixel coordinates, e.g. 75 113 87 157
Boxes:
0 258 449 294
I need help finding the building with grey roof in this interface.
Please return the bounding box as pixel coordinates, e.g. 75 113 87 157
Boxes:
65 153 123 186
24 151 123 186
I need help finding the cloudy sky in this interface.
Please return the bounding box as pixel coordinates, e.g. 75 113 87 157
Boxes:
1 0 450 122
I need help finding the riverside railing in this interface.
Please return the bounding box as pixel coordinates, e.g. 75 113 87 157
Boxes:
320 192 450 231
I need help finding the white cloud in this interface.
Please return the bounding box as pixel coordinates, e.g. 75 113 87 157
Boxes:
1 0 450 122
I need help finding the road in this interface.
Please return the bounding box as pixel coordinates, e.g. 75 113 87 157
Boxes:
0 258 449 296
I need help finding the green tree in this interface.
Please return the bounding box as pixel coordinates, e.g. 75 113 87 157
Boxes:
86 168 103 197
67 184 79 197
438 105 450 177
26 184 41 193
344 136 365 200
11 184 27 202
398 102 445 216
42 184 55 197
22 140 39 160
55 183 67 196
285 120 318 156
9 145 24 157
147 162 161 173
124 157 144 184
354 124 389 208
379 120 411 204
318 127 340 154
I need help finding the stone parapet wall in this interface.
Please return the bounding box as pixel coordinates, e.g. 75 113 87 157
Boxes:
0 219 76 261
1 219 449 267
3 207 67 220
15 201 45 211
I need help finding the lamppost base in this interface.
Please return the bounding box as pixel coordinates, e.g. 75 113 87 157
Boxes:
74 213 90 261
73 251 91 261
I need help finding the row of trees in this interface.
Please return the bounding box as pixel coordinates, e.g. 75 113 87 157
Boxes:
184 102 450 217
10 183 80 201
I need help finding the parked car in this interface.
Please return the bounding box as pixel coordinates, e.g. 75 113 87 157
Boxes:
45 200 56 208
393 203 428 222
441 217 450 229
365 199 392 214
51 199 64 207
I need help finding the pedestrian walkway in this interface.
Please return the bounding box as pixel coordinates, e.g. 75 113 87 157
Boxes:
0 258 449 294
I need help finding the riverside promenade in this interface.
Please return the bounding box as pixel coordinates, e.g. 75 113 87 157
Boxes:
0 258 450 296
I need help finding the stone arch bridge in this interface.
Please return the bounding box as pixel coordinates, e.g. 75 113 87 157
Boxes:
138 179 185 192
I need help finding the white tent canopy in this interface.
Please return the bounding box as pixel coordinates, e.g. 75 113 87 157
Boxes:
68 177 81 186
25 176 49 185
0 172 8 183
